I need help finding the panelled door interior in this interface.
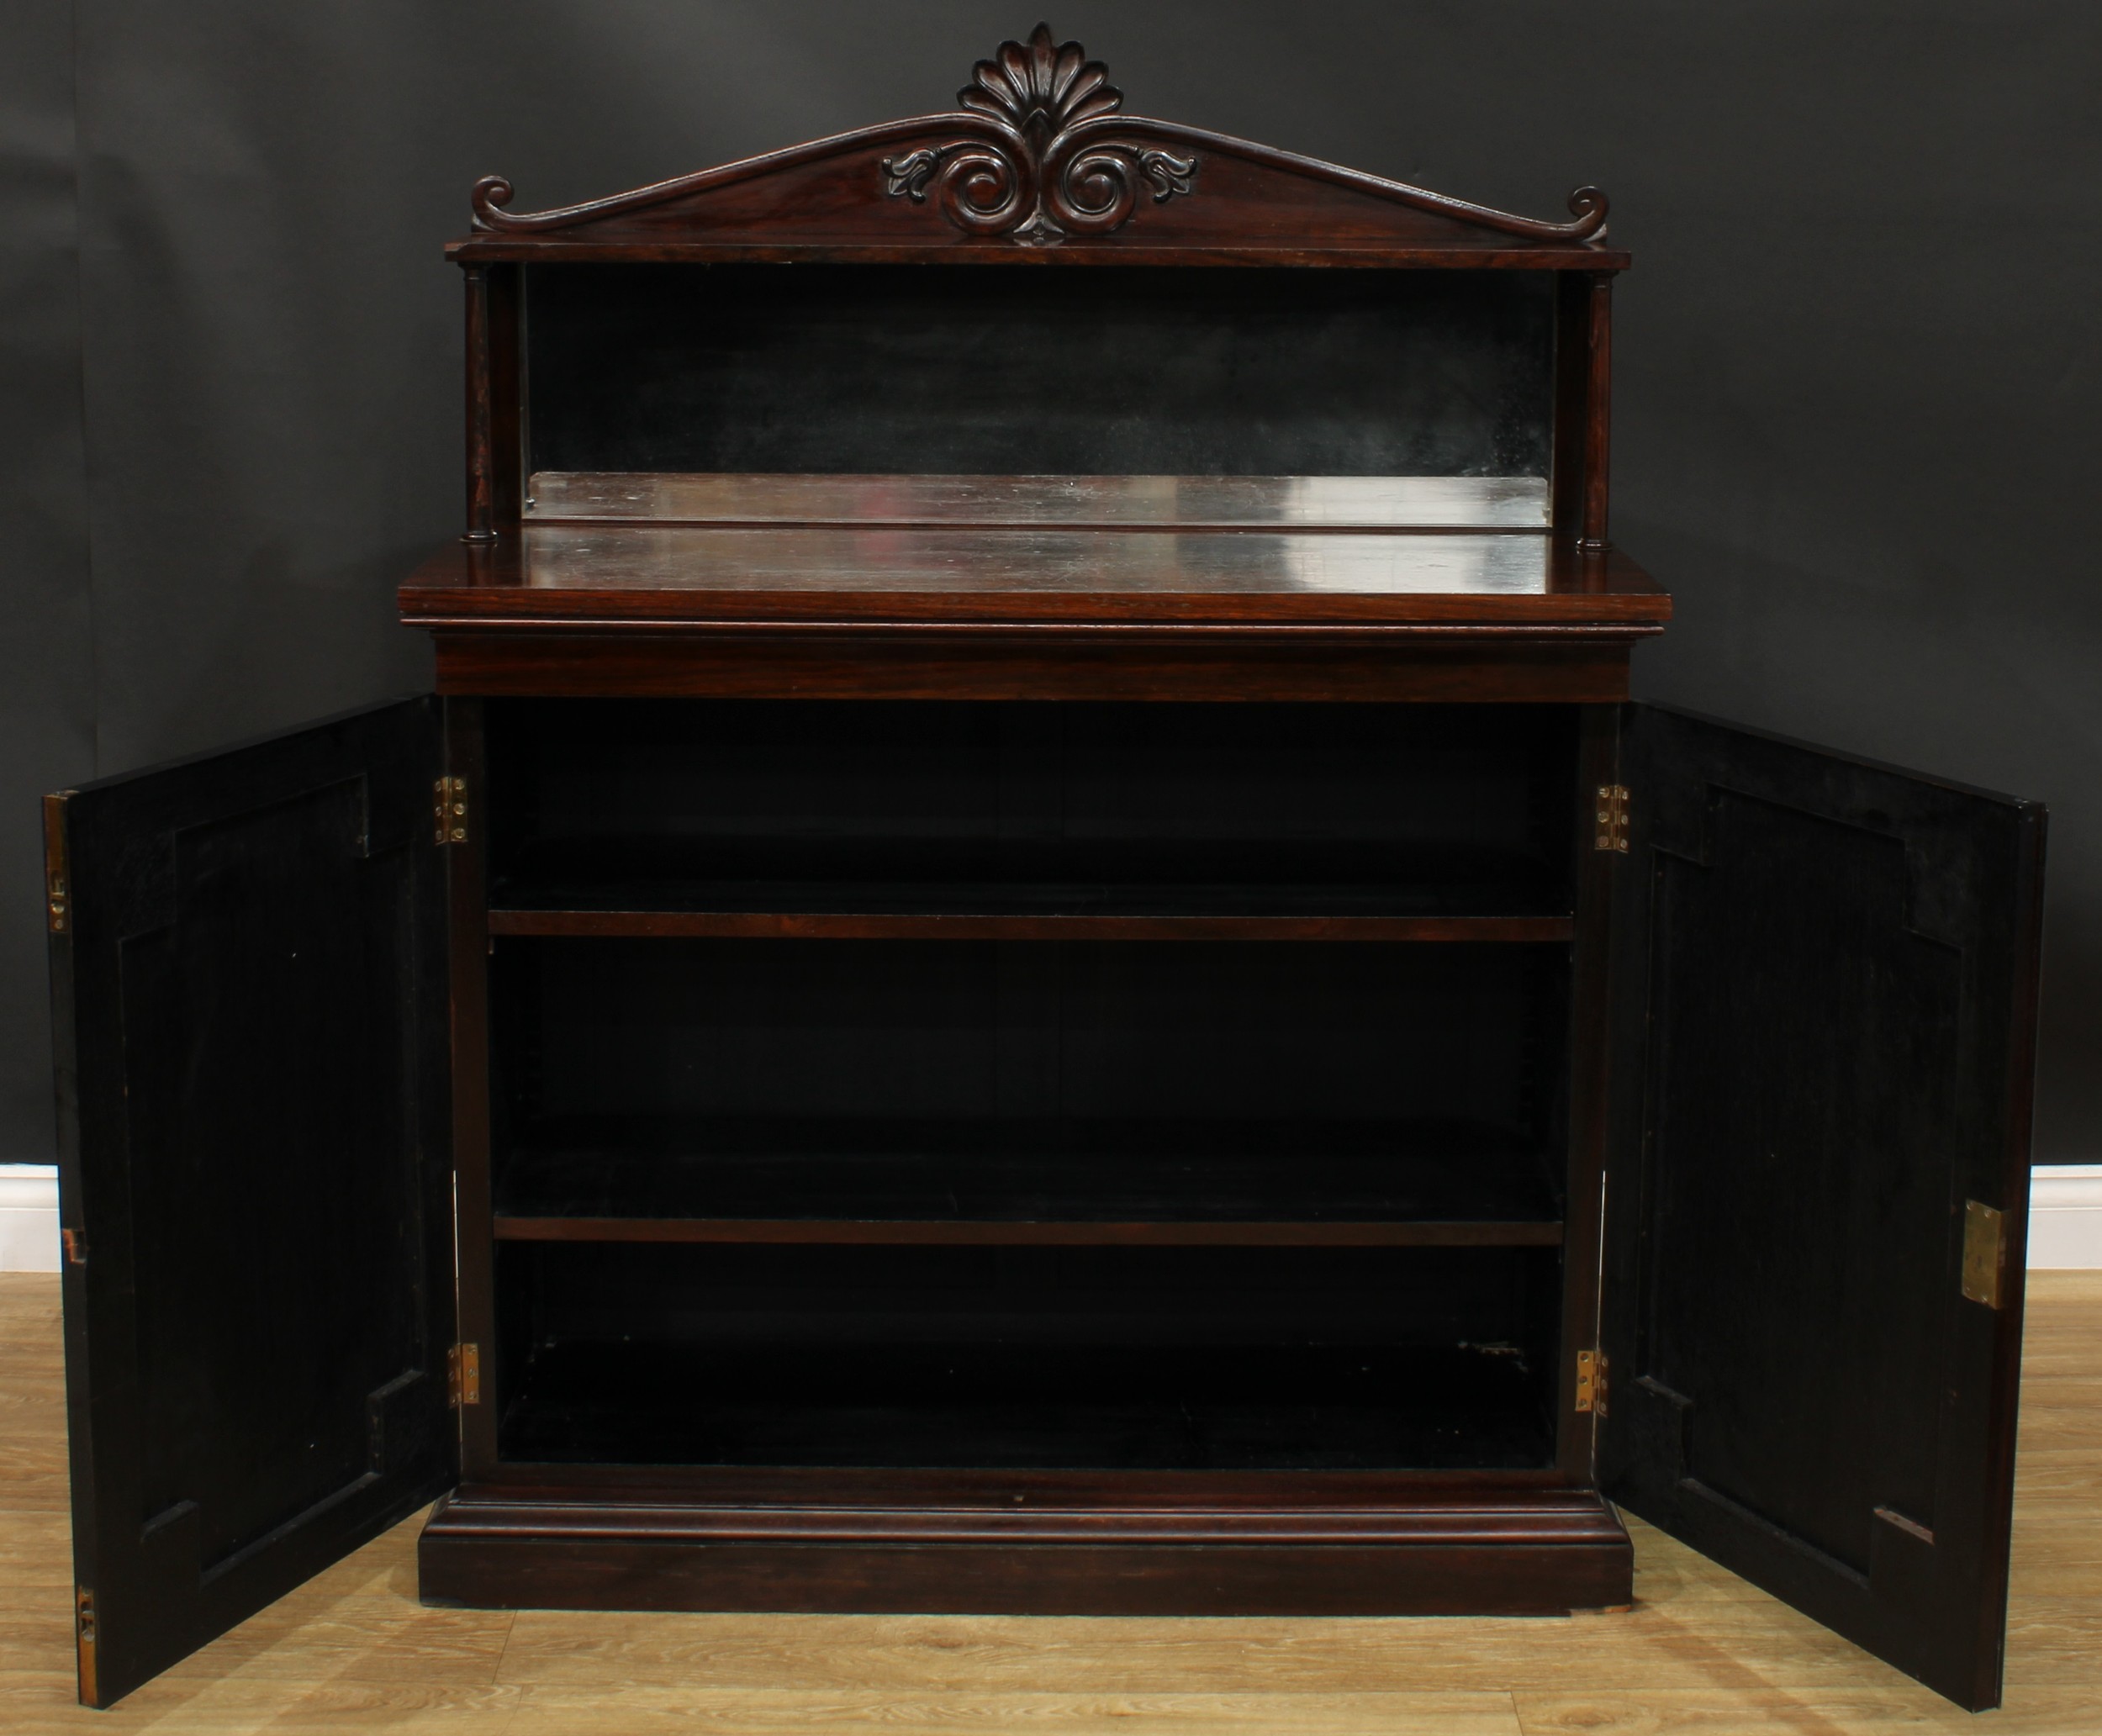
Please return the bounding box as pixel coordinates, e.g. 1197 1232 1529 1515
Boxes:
1600 704 2044 1712
45 22 2046 1716
47 701 457 1709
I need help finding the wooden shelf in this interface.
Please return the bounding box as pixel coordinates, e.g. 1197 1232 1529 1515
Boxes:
403 525 1674 625
489 909 1573 943
494 1215 1561 1248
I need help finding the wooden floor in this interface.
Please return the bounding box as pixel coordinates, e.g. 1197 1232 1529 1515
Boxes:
3 1273 2096 1733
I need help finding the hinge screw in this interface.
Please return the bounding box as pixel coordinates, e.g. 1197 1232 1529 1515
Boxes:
1594 785 1630 853
447 1343 482 1406
434 777 468 847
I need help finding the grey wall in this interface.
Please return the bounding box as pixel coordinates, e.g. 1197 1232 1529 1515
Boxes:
5 2 2098 1159
3 1 98 1158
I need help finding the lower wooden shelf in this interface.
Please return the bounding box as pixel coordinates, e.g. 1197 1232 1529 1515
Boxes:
417 1471 1632 1617
488 908 1574 942
494 1214 1561 1247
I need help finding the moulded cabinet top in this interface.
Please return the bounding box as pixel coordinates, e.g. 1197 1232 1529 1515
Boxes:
447 24 1627 269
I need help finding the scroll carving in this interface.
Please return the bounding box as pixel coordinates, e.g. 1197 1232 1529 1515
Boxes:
880 24 1196 243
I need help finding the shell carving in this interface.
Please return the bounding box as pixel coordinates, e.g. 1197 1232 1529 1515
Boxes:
881 23 1197 242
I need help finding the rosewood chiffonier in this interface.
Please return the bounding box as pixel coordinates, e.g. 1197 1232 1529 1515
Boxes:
45 25 2045 1712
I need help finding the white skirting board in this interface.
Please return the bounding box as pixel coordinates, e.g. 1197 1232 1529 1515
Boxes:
0 1163 2099 1274
0 1165 61 1274
2028 1165 2102 1269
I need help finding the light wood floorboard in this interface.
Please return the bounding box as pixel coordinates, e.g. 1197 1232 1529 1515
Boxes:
2 1271 2096 1733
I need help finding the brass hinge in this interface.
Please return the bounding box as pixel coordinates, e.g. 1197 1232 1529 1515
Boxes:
1594 785 1630 853
1962 1200 2008 1309
447 1342 481 1406
44 792 73 931
1576 1348 1609 1415
76 1586 97 1705
61 1229 87 1267
434 776 468 847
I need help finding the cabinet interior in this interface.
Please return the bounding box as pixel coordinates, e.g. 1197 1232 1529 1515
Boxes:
484 699 1578 919
493 1243 1562 1470
479 698 1579 1474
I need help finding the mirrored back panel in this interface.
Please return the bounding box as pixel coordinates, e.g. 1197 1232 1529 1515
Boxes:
523 264 1556 483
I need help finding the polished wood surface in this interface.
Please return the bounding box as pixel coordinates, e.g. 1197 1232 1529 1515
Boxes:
462 268 495 544
401 535 1666 624
401 534 1666 701
5 1269 2097 1732
426 631 1639 704
1579 274 1613 550
526 472 1555 530
418 1475 1630 1618
485 911 1576 942
489 1216 1567 1249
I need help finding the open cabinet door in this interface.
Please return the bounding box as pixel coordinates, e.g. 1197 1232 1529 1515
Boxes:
45 699 458 1707
1599 703 2046 1712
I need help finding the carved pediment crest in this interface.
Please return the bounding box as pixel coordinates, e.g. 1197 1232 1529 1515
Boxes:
462 20 1610 255
881 24 1196 243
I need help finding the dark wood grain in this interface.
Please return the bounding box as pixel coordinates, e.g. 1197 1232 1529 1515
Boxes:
53 8 2046 1709
455 239 1631 271
446 1463 1576 1501
1598 703 2047 1711
492 1216 1565 1248
1555 704 1619 1479
1579 274 1613 551
442 699 499 1477
1550 272 1591 538
452 24 1619 271
430 630 1637 704
487 266 523 531
461 268 494 545
48 701 456 1707
1972 776 2049 1702
401 10 1643 1649
485 910 1573 942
